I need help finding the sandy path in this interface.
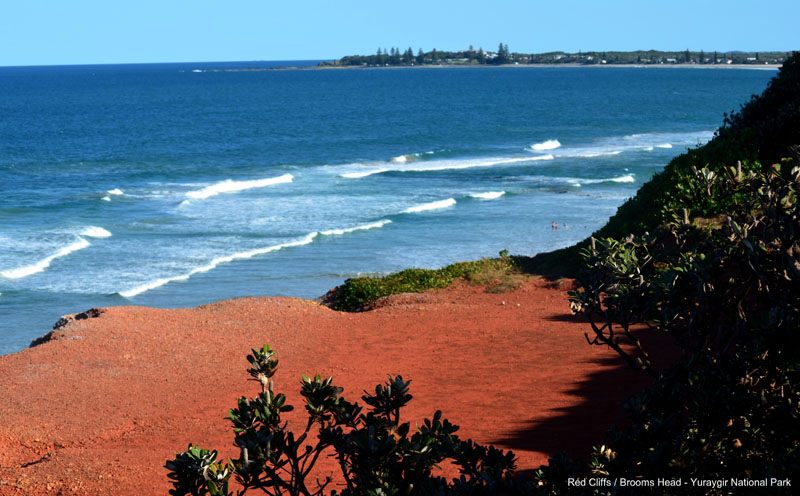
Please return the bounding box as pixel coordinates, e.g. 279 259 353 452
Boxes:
0 279 656 495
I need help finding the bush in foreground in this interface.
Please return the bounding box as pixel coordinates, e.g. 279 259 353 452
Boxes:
166 345 527 496
545 160 800 494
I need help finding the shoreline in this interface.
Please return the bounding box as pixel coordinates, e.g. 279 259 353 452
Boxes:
264 62 781 72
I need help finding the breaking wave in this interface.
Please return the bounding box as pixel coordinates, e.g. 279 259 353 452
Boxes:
340 155 552 179
549 130 713 159
469 191 505 200
185 173 294 199
119 232 318 298
1 238 91 279
528 139 562 151
81 226 112 238
565 174 636 186
321 220 392 236
403 198 457 213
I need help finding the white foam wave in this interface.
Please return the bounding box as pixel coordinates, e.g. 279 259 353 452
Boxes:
552 130 713 159
119 232 318 298
101 196 111 201
470 191 505 200
565 174 636 186
528 139 561 151
403 198 456 213
321 219 392 236
80 226 112 238
107 188 124 195
610 174 636 183
575 150 623 158
1 238 91 279
390 155 413 163
341 168 390 179
340 155 552 179
186 173 294 199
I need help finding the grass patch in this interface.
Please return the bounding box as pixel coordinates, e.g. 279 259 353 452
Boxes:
330 253 541 311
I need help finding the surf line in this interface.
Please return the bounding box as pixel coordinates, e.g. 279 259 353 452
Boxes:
1 227 112 280
120 218 394 298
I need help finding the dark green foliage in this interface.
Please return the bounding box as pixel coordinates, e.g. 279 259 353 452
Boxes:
718 52 800 165
595 51 800 240
544 161 800 494
166 346 521 496
166 446 232 496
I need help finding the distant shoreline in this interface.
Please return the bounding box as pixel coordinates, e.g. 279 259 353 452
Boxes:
200 63 781 73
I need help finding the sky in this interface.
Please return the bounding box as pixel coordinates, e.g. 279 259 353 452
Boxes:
1 0 798 66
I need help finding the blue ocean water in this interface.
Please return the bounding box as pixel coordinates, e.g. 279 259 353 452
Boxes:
0 62 776 355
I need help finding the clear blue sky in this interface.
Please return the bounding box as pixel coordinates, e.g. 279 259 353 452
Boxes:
2 0 797 66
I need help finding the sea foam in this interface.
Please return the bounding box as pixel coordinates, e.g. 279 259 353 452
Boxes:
528 139 562 151
403 198 456 213
340 155 552 179
469 191 505 200
565 174 635 186
119 232 318 298
186 173 294 199
321 220 391 236
1 238 91 279
551 130 712 159
81 226 112 238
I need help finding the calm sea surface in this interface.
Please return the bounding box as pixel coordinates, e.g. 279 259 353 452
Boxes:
0 61 776 354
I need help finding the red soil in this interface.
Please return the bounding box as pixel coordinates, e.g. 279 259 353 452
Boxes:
0 279 658 495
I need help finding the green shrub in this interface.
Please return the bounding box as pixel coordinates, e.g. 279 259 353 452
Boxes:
166 345 528 496
330 255 521 311
542 161 800 493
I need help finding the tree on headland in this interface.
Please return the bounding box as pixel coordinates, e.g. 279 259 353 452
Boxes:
417 48 424 64
494 42 510 64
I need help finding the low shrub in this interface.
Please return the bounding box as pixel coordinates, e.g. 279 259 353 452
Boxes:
330 254 525 311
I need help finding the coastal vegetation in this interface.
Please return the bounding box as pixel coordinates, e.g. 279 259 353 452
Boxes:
318 46 789 68
532 52 800 493
166 345 526 495
326 252 532 312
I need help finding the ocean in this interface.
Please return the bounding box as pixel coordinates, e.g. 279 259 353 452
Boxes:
0 61 776 355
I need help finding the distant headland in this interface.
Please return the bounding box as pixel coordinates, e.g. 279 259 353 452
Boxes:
195 47 787 73
317 45 788 68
